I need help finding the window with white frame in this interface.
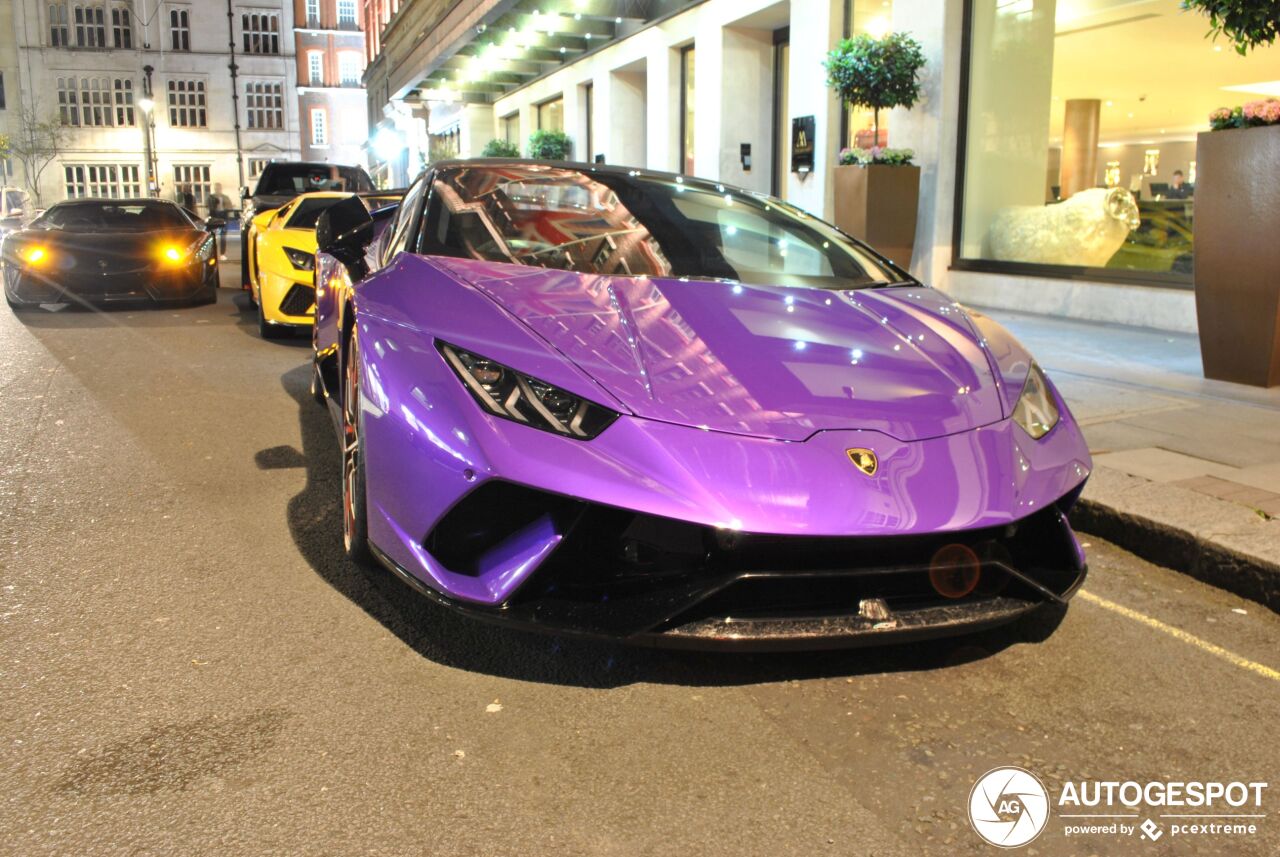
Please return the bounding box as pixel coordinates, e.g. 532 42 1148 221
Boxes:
63 163 142 199
56 77 78 125
111 3 132 48
173 164 211 208
304 0 319 27
337 0 356 28
310 108 327 146
338 53 361 86
169 7 189 50
57 76 113 126
113 78 134 125
49 4 70 45
248 158 274 179
245 80 283 129
241 11 280 54
73 4 106 47
307 51 323 86
167 79 206 127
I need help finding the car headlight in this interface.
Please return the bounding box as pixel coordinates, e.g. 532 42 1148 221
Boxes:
284 247 315 271
439 342 619 439
1011 363 1060 439
159 236 210 266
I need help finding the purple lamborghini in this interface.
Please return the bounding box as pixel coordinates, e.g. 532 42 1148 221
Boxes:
310 160 1091 649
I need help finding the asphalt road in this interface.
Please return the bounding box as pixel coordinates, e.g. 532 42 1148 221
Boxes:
2 254 1278 856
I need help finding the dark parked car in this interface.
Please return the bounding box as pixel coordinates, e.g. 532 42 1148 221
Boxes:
3 199 220 309
240 161 375 291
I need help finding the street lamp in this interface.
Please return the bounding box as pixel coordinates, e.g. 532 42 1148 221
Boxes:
138 98 156 197
141 65 158 197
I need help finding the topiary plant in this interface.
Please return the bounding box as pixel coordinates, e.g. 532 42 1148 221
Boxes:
1182 0 1280 55
823 31 926 146
527 129 572 160
481 139 521 157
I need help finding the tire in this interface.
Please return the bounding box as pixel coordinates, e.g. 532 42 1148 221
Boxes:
5 289 33 312
341 328 370 562
240 230 252 290
197 266 218 305
258 299 285 340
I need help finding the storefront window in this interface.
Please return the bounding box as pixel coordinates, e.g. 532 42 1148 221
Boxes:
501 113 519 147
845 1 895 148
537 97 564 132
957 0 1278 283
680 45 695 174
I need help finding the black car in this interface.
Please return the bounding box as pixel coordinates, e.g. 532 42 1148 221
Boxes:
239 161 375 290
2 199 220 309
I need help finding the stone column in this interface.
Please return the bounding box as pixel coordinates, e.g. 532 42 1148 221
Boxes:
1060 98 1100 199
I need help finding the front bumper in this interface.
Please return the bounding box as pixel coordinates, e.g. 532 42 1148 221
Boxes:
259 270 315 326
370 478 1088 649
4 259 215 305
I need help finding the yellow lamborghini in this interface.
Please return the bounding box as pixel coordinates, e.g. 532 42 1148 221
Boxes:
247 191 401 339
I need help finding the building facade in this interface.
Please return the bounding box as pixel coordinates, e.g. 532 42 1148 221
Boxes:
5 0 302 212
359 0 1279 334
293 0 368 166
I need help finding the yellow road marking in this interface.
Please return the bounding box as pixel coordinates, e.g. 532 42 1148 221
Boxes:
1078 590 1280 683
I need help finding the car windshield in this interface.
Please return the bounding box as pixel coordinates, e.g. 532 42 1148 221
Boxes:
256 164 375 195
418 165 904 289
37 202 193 232
285 197 346 230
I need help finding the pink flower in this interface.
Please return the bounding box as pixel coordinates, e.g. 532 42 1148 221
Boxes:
1210 107 1231 122
1263 100 1280 124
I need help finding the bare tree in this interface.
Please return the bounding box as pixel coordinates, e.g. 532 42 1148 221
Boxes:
8 102 69 207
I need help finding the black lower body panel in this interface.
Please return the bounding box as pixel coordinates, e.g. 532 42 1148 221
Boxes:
372 481 1089 650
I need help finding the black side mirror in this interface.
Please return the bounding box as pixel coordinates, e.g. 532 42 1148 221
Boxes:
240 186 251 200
317 195 375 280
205 217 226 229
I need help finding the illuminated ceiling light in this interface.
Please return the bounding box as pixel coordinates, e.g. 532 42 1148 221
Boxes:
1222 80 1280 97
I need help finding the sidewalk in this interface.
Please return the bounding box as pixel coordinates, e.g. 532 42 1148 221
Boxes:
984 307 1280 610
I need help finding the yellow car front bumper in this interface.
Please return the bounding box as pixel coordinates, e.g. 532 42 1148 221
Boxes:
258 269 316 326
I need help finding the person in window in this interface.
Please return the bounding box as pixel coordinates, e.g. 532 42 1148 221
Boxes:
1166 169 1193 200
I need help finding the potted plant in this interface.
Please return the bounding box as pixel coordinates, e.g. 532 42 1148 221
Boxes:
481 139 521 157
823 32 926 269
526 130 573 161
1193 96 1280 386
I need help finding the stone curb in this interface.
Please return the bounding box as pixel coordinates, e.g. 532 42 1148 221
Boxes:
1068 466 1280 613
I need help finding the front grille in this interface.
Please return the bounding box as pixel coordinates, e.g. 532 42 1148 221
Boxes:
422 480 1086 638
278 283 315 317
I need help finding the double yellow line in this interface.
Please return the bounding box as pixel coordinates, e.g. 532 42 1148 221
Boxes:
1078 590 1280 683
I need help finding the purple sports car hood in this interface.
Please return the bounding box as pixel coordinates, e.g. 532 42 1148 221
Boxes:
428 258 1003 442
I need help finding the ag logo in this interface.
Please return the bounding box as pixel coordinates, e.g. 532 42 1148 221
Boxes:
846 447 878 477
968 766 1050 848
